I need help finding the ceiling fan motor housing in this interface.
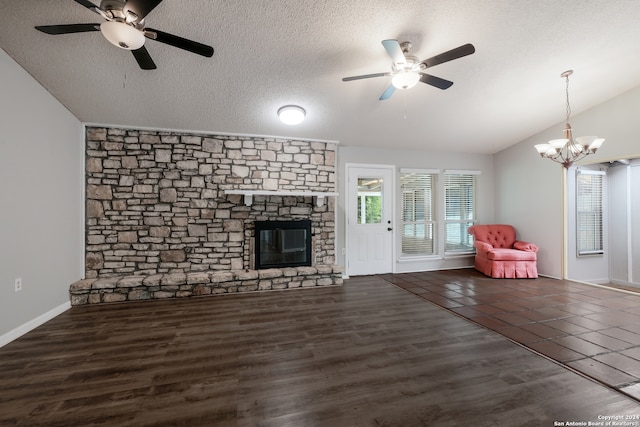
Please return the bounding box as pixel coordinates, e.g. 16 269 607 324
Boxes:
391 54 421 89
100 0 144 25
98 0 147 50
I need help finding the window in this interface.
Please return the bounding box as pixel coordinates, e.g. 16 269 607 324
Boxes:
400 170 436 256
444 172 477 253
576 169 604 255
356 177 383 224
398 169 479 259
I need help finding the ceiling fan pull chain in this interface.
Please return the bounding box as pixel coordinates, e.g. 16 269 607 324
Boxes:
122 54 127 90
403 90 408 120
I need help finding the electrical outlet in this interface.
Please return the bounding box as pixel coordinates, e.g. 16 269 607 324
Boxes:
15 278 22 292
341 248 346 255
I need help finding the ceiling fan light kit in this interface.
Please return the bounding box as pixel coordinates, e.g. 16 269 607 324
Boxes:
534 70 605 168
100 21 145 50
342 39 475 100
278 105 306 125
391 70 420 89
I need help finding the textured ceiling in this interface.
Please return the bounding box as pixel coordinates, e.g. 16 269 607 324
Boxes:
2 0 640 154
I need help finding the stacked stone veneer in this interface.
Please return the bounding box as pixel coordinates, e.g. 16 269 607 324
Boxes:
72 126 341 305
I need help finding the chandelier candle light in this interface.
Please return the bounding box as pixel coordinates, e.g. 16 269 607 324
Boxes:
534 70 604 168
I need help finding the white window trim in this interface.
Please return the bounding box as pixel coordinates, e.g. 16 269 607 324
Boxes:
576 168 605 256
398 169 478 260
400 170 437 258
442 172 477 256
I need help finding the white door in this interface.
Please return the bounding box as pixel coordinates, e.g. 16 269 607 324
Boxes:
346 165 394 275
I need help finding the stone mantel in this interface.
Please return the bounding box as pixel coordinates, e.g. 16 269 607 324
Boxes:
224 189 339 207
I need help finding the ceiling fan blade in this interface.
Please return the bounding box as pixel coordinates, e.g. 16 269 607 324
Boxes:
145 28 214 57
379 84 396 101
73 0 101 12
132 46 157 70
421 43 475 68
419 73 454 90
35 24 100 35
381 39 406 66
342 72 390 82
123 0 164 21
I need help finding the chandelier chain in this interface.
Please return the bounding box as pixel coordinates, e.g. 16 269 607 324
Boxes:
565 74 571 123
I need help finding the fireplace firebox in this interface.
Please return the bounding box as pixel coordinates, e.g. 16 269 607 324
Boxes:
254 220 312 269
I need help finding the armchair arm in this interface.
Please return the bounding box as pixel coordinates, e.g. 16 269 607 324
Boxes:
513 240 539 252
474 240 493 253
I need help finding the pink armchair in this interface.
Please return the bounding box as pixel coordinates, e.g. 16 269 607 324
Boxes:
467 224 538 279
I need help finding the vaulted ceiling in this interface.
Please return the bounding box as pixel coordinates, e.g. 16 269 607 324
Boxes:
2 0 640 154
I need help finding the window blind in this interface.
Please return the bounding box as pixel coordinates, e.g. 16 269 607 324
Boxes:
400 172 436 256
576 170 604 255
444 173 476 253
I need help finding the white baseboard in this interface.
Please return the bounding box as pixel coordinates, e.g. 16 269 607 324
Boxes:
0 301 71 348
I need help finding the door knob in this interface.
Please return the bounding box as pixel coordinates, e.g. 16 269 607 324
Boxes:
387 227 393 231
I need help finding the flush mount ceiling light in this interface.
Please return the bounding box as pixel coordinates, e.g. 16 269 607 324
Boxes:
100 21 145 50
534 70 605 168
278 105 306 125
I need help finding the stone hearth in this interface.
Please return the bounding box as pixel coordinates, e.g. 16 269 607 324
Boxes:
70 265 343 305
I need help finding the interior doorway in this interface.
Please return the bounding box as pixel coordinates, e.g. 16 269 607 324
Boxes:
566 157 640 287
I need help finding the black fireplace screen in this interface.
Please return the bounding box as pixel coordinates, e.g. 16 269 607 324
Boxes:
254 220 312 269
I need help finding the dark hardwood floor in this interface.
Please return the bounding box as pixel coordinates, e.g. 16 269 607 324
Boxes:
1 274 639 426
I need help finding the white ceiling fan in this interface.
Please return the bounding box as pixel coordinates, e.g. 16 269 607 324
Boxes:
342 39 475 100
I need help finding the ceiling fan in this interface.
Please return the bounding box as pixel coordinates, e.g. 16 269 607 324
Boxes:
342 39 475 100
35 0 214 70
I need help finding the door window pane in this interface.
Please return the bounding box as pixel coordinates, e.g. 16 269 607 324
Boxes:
357 177 382 224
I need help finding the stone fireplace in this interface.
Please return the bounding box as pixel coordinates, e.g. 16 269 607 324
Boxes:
70 127 342 305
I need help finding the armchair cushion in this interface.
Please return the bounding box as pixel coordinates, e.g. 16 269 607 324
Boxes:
485 248 536 261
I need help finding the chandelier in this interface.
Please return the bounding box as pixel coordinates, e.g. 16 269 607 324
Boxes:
534 70 604 168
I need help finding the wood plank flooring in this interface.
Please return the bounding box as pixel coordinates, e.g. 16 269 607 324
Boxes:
1 275 639 426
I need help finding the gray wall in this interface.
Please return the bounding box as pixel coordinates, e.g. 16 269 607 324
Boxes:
494 84 640 279
0 49 83 342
